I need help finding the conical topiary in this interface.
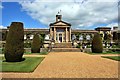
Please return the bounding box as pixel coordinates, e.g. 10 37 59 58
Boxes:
91 33 103 53
4 22 24 62
31 34 41 53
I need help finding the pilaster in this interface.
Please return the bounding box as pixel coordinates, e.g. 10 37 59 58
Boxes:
54 27 56 42
66 27 68 42
70 27 71 42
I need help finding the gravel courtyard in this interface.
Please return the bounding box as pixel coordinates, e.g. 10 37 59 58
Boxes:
1 52 119 78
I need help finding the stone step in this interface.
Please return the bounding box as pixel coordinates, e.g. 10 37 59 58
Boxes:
54 43 72 48
51 48 81 52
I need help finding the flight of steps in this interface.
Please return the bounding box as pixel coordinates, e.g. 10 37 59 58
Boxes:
50 43 81 52
51 48 82 52
54 43 72 48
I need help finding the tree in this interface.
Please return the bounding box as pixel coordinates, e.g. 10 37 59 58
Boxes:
113 32 118 40
31 34 41 53
104 33 108 40
4 22 24 62
117 32 120 48
91 33 103 53
104 32 112 41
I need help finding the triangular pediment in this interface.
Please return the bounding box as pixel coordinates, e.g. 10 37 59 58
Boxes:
50 21 71 26
54 22 68 26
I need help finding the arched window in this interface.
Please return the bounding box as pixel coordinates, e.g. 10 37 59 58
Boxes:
79 35 83 41
86 35 90 40
30 35 34 40
45 34 49 40
72 34 76 40
24 35 27 40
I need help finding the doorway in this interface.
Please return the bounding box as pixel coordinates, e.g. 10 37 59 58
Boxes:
59 34 62 42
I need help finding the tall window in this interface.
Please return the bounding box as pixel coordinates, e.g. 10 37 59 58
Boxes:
67 27 69 31
79 35 83 41
72 34 76 40
52 27 54 31
86 35 90 40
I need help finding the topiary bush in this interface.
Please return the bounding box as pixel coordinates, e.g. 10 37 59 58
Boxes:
113 32 118 40
31 34 41 53
24 42 31 48
91 33 103 53
4 22 24 62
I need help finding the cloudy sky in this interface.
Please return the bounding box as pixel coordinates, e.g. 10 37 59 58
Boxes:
1 0 119 30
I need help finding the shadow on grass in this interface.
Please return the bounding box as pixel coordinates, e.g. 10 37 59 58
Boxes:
1 57 45 72
2 58 26 62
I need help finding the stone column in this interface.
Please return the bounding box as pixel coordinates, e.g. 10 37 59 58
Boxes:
70 27 71 42
66 27 68 42
54 27 56 42
50 27 52 40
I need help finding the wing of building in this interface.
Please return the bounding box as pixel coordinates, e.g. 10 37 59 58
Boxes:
0 14 119 48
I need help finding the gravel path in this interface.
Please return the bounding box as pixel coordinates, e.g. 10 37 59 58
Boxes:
1 52 119 78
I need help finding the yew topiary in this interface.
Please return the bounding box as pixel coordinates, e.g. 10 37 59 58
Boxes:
4 22 24 62
91 33 103 53
31 34 41 53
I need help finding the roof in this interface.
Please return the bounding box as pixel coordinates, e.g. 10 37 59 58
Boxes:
72 30 98 33
24 29 49 32
95 27 111 31
49 20 71 26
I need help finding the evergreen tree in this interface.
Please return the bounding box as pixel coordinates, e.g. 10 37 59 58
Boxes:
31 34 41 53
91 33 103 53
4 22 24 62
113 32 118 40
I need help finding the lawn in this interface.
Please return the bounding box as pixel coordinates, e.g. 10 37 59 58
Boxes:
0 57 44 72
25 51 48 55
87 51 120 55
102 56 120 61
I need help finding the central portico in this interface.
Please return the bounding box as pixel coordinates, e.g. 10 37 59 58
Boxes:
49 14 71 43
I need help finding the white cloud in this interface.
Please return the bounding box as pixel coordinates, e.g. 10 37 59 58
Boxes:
0 5 2 9
106 23 118 30
0 25 7 29
19 0 118 29
0 3 3 9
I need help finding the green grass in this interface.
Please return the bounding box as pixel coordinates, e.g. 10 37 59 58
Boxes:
0 57 44 72
24 52 32 54
87 51 120 55
24 51 48 55
102 56 120 61
39 51 48 55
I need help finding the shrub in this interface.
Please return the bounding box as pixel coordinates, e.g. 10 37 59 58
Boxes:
91 33 103 53
31 34 41 53
76 44 80 48
113 32 118 40
4 22 24 62
24 42 31 48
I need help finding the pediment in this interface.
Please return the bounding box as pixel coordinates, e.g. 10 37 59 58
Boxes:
50 21 71 26
54 22 68 26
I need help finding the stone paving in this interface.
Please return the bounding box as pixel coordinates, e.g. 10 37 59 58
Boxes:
1 52 119 78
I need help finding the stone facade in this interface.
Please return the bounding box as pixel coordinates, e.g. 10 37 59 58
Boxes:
0 14 119 48
49 14 71 43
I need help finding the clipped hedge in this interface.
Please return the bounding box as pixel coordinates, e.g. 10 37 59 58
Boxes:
4 22 24 62
31 34 41 53
91 33 103 53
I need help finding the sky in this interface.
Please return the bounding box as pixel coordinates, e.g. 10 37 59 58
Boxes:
0 0 119 30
